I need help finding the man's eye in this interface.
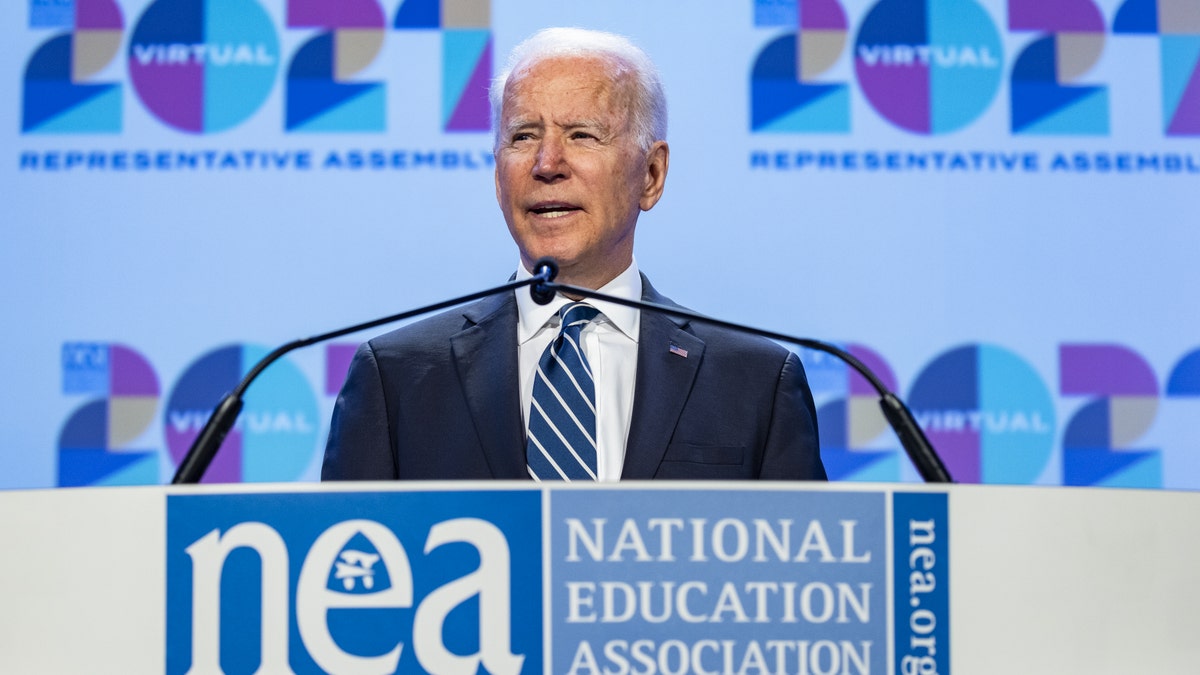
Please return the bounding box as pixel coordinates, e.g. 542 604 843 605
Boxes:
511 133 533 143
572 132 596 140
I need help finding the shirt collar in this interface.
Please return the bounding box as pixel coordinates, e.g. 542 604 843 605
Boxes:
515 258 642 345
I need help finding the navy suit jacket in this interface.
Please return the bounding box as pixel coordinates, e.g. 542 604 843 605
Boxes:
322 276 824 481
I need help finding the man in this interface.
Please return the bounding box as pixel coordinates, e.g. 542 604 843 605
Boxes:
322 27 824 481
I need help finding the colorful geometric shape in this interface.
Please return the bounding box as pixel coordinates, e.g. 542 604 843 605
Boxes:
1166 348 1200 395
443 29 491 131
23 1 124 135
908 344 1055 485
57 344 160 487
1009 0 1105 32
1060 344 1160 488
443 0 489 28
753 32 850 132
165 344 320 484
1163 36 1200 134
336 29 385 79
1009 0 1108 135
854 0 1002 135
804 344 901 481
393 0 440 28
129 0 278 134
287 26 385 132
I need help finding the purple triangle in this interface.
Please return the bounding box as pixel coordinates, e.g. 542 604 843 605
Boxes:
1168 65 1200 135
446 37 492 132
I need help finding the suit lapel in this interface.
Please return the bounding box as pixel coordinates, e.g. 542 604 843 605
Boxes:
451 293 528 479
621 278 705 479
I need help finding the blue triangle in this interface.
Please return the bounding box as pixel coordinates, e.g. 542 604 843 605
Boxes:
288 79 380 130
757 86 849 132
59 448 154 487
753 81 846 130
1021 88 1108 135
1063 447 1153 486
24 81 118 131
822 448 893 481
1097 452 1160 488
94 454 159 486
31 86 121 133
1012 82 1107 133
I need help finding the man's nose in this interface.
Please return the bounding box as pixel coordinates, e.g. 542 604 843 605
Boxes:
532 137 568 182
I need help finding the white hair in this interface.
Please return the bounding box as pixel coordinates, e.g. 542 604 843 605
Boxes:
489 27 668 152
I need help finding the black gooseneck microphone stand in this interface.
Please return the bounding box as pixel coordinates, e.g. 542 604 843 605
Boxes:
528 260 954 484
172 258 952 484
171 272 555 484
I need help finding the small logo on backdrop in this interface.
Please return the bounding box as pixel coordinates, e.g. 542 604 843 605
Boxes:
58 342 160 486
164 344 319 483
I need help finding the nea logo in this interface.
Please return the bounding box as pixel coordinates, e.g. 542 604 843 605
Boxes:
165 491 542 674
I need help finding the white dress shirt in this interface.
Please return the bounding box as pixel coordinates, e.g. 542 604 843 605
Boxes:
515 260 641 481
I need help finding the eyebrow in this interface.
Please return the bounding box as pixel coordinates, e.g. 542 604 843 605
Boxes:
502 117 611 136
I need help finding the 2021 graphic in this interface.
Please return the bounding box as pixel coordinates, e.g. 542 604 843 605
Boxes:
59 340 1200 487
750 0 1198 135
23 0 493 135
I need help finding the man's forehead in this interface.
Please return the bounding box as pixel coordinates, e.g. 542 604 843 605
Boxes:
501 58 628 120
505 55 624 98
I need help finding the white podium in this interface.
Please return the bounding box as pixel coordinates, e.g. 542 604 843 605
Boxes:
1 481 1197 674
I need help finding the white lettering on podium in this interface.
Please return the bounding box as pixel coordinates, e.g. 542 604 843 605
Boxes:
183 517 524 674
565 580 871 625
568 638 871 675
901 519 939 675
413 519 525 675
565 517 872 564
295 520 413 674
185 523 294 675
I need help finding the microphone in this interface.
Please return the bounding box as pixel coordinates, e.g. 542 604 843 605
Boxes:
529 257 558 305
171 266 556 484
536 267 954 483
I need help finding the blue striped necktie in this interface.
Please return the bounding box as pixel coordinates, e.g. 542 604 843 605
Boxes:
527 302 601 481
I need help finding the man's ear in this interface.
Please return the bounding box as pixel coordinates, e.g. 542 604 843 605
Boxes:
640 140 670 211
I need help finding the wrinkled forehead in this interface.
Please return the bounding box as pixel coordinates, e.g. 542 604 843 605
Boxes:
501 54 634 116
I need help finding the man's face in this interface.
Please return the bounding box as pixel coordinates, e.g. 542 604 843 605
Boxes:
494 55 668 289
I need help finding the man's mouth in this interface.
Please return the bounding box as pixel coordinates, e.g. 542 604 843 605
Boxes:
530 203 581 218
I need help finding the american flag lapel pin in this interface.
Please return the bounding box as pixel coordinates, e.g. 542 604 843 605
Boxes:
668 341 688 358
